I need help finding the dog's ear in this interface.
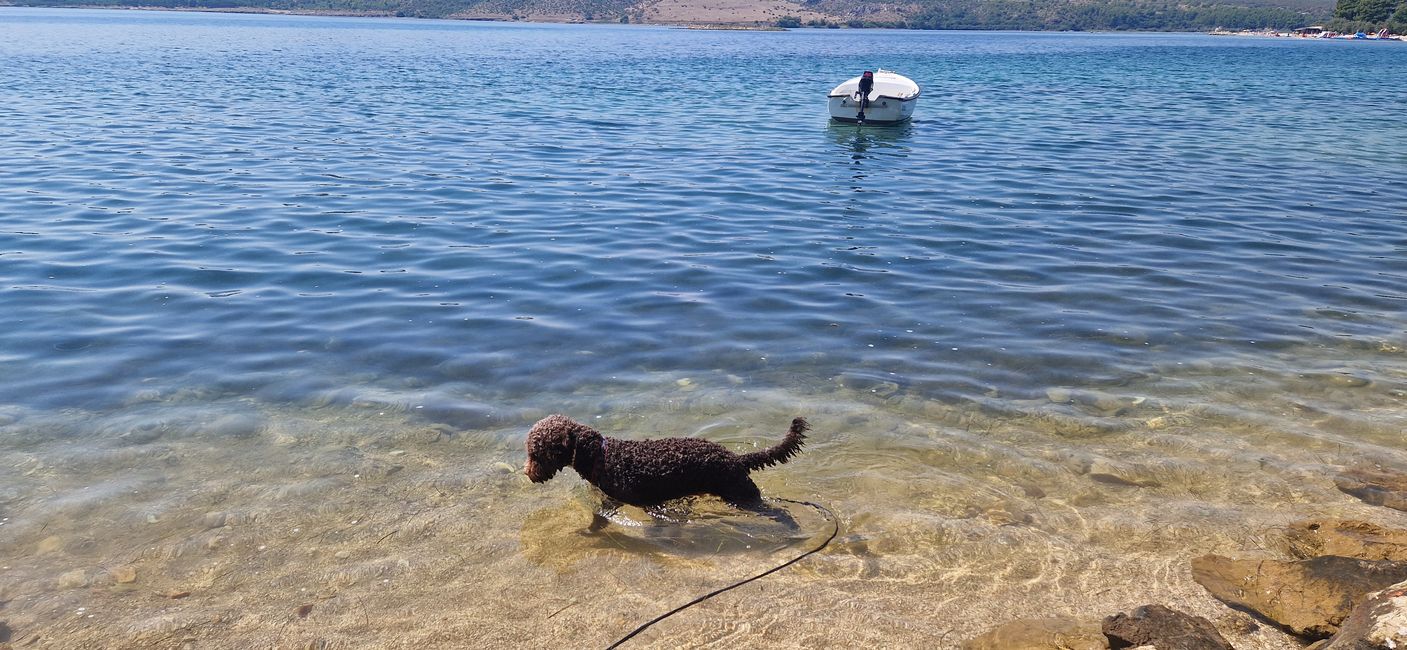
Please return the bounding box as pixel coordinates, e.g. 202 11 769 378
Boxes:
563 427 577 464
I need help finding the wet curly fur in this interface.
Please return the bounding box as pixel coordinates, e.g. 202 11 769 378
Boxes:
524 415 808 507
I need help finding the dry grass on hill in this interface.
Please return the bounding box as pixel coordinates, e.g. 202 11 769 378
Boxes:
642 0 827 24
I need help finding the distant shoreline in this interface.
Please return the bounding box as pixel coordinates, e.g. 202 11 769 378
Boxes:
0 3 425 18
0 3 1297 32
10 3 772 24
1210 26 1407 40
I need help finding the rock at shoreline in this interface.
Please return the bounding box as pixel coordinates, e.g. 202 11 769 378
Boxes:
1101 604 1233 649
1320 579 1407 649
1335 468 1407 512
962 616 1109 650
1191 554 1407 638
1287 520 1407 562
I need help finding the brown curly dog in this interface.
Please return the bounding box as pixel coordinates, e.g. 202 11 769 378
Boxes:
524 415 808 507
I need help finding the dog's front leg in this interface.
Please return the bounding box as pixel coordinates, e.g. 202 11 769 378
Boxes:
585 497 624 533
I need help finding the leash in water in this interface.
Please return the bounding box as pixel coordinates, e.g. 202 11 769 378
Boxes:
605 498 838 649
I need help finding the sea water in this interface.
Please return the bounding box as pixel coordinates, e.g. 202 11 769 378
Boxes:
1 8 1406 646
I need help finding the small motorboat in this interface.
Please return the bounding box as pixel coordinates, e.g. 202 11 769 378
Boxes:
828 69 920 125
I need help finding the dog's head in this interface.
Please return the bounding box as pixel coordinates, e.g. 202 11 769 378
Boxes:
524 414 593 483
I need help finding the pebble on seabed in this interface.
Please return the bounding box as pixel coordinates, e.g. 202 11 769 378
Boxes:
111 565 137 583
57 569 89 590
36 536 63 554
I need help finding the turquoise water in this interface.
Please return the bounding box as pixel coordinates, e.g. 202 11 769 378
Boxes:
2 8 1406 648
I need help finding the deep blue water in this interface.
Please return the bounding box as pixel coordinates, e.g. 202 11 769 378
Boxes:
1 8 1405 416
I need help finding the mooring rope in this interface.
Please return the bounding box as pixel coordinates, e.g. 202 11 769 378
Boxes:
605 498 839 649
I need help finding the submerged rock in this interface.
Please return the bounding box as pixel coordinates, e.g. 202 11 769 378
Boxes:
962 616 1109 650
201 413 265 439
1101 604 1233 650
1085 460 1161 488
36 535 64 554
1335 468 1407 512
1087 472 1161 489
1321 579 1407 649
57 569 89 590
491 461 516 475
202 512 228 529
1044 388 1145 416
416 401 500 430
837 372 903 398
115 422 165 444
1191 554 1407 638
1287 520 1407 562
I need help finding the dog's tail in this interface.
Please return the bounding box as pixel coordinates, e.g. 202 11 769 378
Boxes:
740 417 809 472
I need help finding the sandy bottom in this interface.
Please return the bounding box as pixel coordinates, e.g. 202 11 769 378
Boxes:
3 361 1407 648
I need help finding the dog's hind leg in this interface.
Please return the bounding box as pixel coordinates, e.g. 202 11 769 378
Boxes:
715 478 762 506
717 480 799 528
738 499 800 529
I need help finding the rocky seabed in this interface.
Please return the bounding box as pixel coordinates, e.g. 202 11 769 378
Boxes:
965 467 1407 650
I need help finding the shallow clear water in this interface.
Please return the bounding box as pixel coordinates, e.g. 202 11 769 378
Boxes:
2 8 1406 647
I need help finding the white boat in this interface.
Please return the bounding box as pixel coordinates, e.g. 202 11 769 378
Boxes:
828 69 920 125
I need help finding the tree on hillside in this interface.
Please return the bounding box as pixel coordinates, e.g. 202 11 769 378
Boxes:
1391 1 1407 29
1335 0 1399 21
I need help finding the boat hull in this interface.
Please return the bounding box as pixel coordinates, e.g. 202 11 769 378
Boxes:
828 94 917 124
826 70 921 125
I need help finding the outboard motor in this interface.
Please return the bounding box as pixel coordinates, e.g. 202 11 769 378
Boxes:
856 71 875 122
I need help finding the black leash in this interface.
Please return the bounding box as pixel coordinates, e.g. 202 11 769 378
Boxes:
605 498 838 649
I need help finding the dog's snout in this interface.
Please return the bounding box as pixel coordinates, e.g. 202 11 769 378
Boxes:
524 460 550 483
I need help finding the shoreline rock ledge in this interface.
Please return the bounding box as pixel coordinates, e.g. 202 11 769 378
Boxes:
1190 554 1407 639
1286 520 1407 563
1335 467 1407 513
1317 580 1407 649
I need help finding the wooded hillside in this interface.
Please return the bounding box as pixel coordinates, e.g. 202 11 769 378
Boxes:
9 0 1337 30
